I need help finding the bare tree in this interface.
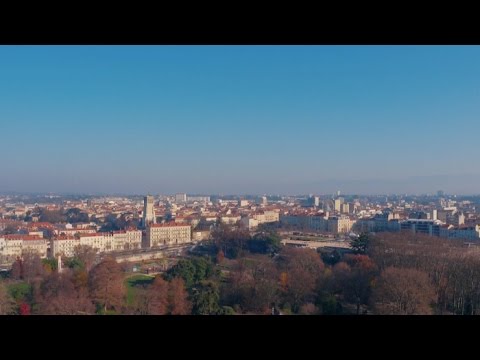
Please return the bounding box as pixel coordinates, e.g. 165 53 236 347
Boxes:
277 247 325 313
169 277 191 315
36 272 94 315
372 267 435 315
148 276 169 315
21 251 44 283
73 245 97 272
88 257 125 313
334 254 377 315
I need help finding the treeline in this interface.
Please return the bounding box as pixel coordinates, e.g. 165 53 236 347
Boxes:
369 232 480 315
2 226 480 315
34 208 138 230
37 208 89 224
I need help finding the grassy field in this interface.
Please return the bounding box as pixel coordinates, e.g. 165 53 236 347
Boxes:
125 274 155 305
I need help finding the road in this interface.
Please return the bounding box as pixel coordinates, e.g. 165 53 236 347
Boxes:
280 239 351 249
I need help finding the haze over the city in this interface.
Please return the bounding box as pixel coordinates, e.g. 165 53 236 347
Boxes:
1 46 480 195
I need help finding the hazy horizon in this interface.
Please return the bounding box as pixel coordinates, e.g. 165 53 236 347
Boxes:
2 46 480 195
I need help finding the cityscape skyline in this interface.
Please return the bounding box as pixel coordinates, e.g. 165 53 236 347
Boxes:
2 46 480 194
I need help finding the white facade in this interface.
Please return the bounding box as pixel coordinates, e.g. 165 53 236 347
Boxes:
0 235 48 263
52 230 142 257
188 196 210 203
146 223 191 247
240 217 259 230
51 236 79 258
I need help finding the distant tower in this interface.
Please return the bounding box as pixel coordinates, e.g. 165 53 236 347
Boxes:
337 190 341 197
262 196 268 206
57 255 63 274
143 195 156 227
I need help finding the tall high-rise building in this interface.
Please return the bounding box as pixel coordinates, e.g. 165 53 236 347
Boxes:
175 193 187 204
261 196 268 206
143 195 156 227
307 195 320 207
334 197 344 212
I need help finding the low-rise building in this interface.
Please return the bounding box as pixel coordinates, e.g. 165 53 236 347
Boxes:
111 230 142 251
192 230 210 241
146 223 191 248
439 225 480 241
52 229 142 257
240 216 259 230
221 215 241 225
327 215 355 234
51 236 78 258
399 219 442 236
0 234 48 263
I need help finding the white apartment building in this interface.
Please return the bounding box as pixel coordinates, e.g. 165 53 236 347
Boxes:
111 230 142 251
51 230 142 257
328 216 355 234
51 236 78 258
280 214 354 234
146 223 191 248
188 196 210 203
241 210 280 230
0 235 48 263
55 228 97 236
240 217 259 230
260 210 280 223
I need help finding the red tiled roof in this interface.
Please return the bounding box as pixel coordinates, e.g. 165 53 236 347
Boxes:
150 223 191 228
54 236 78 241
4 234 43 241
27 222 54 228
78 233 106 238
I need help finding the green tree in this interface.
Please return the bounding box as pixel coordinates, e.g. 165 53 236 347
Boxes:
350 233 370 255
191 281 221 315
192 257 215 283
66 208 89 224
164 259 196 288
164 257 216 289
247 231 281 255
0 280 14 315
320 249 342 266
42 258 58 273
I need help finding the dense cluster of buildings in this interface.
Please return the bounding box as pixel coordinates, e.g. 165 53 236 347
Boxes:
1 191 480 265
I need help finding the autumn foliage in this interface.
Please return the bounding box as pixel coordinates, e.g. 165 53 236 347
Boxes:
88 257 125 313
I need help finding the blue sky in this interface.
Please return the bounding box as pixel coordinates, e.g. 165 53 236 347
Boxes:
1 46 479 195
